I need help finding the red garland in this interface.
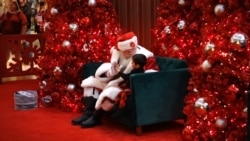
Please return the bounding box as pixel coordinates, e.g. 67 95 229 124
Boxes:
115 89 131 108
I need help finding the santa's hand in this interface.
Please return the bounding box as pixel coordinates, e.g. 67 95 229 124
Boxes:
110 61 120 76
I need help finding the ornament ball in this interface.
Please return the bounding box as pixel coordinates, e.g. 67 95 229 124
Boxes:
194 97 209 117
53 66 62 77
42 95 53 106
178 0 185 5
67 84 76 92
205 42 215 53
69 23 79 32
164 26 171 34
177 20 185 30
62 40 71 47
230 32 247 48
50 7 58 15
215 118 227 129
201 60 212 72
214 4 225 16
88 0 96 6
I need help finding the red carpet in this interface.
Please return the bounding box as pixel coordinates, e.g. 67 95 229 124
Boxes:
0 80 184 141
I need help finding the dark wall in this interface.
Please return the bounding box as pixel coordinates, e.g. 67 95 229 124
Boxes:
110 0 160 50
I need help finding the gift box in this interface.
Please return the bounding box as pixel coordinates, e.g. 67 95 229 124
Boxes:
14 90 38 110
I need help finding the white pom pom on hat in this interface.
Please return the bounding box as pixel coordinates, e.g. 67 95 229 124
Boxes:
117 32 138 51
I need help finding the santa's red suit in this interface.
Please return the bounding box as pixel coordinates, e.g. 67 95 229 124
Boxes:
81 32 158 111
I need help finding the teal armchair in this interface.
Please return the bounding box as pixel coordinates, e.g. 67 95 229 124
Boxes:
82 56 190 135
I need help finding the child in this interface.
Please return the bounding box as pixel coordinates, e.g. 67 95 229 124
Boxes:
80 54 147 128
112 53 147 88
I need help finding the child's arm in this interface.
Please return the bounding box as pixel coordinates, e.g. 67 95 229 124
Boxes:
111 71 129 81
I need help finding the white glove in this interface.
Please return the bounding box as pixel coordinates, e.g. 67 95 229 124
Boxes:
107 61 120 77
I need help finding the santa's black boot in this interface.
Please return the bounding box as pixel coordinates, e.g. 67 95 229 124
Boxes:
81 109 103 128
71 97 97 125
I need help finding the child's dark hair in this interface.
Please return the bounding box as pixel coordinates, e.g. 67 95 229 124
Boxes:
132 54 147 67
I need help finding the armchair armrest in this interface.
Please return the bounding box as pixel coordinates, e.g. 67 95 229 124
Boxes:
130 68 190 126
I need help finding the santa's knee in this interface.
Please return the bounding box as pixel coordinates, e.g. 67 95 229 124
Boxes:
81 76 106 90
101 87 122 100
101 98 116 111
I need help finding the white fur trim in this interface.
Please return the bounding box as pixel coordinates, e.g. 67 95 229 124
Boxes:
83 87 99 99
117 36 138 51
95 63 112 82
145 69 158 73
81 76 106 90
95 86 122 110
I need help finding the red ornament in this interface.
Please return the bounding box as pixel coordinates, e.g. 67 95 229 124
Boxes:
227 84 239 94
80 17 91 26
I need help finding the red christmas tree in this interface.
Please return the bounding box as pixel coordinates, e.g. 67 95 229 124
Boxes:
37 0 122 112
152 0 250 140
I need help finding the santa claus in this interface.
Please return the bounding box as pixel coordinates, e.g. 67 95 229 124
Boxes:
72 32 158 128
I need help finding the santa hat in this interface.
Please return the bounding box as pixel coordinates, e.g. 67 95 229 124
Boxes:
117 32 138 51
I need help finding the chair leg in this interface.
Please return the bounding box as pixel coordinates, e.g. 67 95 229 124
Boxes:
136 126 142 135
